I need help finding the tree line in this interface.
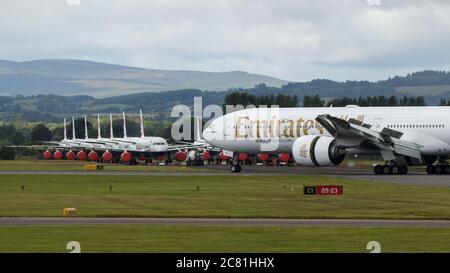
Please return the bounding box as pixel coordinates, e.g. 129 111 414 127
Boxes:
303 95 426 107
224 92 299 108
224 92 428 107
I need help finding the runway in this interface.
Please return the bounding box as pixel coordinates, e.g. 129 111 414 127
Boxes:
1 217 450 227
1 165 449 187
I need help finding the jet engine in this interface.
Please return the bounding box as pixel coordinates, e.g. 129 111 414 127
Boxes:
292 135 345 167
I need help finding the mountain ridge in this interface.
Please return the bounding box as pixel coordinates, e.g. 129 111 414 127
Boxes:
0 59 288 97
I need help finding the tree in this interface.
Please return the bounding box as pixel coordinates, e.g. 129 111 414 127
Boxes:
12 132 26 145
30 123 52 143
303 95 324 107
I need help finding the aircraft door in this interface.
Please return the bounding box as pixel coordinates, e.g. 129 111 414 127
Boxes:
372 118 384 132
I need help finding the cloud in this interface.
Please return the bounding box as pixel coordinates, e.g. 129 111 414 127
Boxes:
1 0 450 82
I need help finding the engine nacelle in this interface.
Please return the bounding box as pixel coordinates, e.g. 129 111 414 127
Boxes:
292 135 345 167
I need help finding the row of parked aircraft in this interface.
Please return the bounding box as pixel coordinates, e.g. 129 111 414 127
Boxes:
37 110 218 164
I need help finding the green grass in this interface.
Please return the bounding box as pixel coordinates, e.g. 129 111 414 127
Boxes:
0 225 449 252
1 174 450 219
0 160 212 172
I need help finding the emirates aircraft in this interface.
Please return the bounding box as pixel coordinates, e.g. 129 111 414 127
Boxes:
202 105 450 174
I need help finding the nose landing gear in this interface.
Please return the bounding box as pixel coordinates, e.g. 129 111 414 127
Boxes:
230 164 242 173
230 152 242 173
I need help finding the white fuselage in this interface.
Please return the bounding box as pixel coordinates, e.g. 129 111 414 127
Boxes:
58 136 169 153
202 106 450 156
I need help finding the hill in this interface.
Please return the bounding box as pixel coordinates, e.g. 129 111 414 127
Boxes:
2 70 450 123
0 59 287 97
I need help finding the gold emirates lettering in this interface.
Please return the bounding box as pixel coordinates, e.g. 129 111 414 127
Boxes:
235 115 363 139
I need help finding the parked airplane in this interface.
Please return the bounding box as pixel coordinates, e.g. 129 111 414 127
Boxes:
41 110 169 162
202 105 450 174
36 111 220 163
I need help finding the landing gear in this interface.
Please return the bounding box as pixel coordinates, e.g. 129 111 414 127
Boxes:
373 163 408 175
230 153 242 173
426 159 450 175
230 164 242 173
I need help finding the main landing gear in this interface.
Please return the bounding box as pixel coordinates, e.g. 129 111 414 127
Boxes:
426 160 450 175
373 162 408 175
230 153 242 173
230 164 242 173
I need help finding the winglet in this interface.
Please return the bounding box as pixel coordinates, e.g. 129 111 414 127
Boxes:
140 109 145 138
122 112 127 138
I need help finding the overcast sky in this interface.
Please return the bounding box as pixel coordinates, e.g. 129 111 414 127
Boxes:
1 0 450 82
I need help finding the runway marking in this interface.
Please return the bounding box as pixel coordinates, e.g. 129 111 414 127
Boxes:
1 217 450 227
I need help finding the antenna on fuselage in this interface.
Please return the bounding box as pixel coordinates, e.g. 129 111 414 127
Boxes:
84 115 89 139
122 112 127 138
97 114 101 139
140 109 145 138
63 118 67 140
72 117 76 140
110 113 114 139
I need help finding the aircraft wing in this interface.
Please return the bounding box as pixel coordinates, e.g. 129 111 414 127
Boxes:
315 114 423 161
167 142 221 152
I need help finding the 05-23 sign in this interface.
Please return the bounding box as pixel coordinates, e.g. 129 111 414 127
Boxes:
304 185 343 195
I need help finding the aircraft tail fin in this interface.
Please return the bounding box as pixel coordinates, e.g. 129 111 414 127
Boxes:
195 117 202 141
84 115 89 139
63 118 67 140
97 114 101 139
72 117 76 140
122 112 127 138
140 109 145 138
110 113 114 139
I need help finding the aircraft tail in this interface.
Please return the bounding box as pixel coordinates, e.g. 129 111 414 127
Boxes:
72 117 76 140
97 114 101 139
84 115 89 139
140 109 145 138
63 118 67 140
110 113 114 139
195 117 202 141
122 112 127 138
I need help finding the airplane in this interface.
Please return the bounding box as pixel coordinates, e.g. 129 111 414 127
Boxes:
33 111 220 164
202 105 450 174
39 110 169 162
171 117 223 163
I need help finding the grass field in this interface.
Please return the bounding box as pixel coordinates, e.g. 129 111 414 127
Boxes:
0 174 450 219
0 225 449 252
0 160 213 172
